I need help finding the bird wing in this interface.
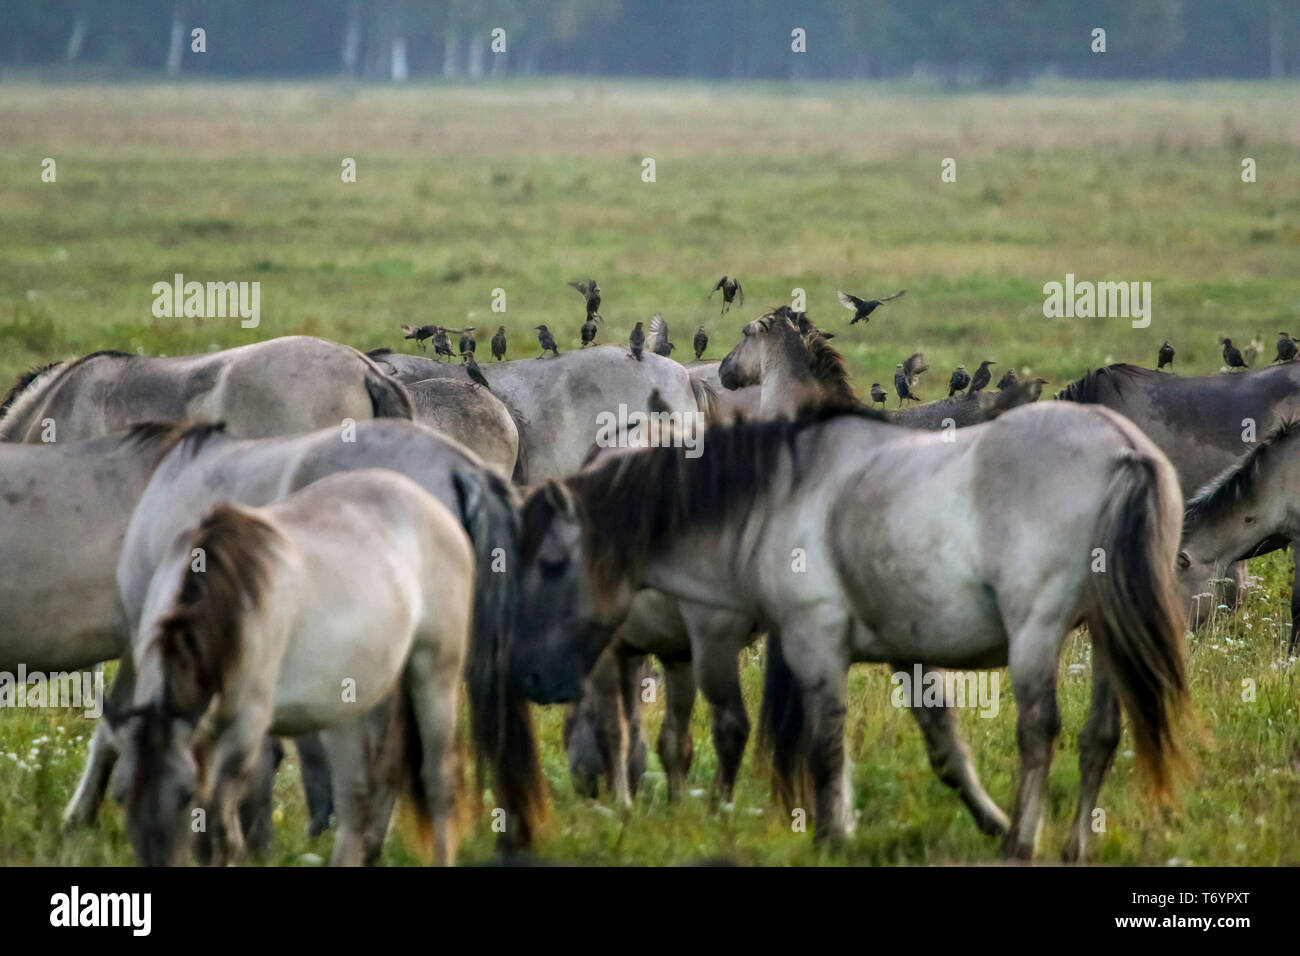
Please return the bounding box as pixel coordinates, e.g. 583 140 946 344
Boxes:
881 289 907 303
709 277 726 298
903 351 928 380
836 290 863 311
734 281 743 306
647 313 669 352
567 281 589 296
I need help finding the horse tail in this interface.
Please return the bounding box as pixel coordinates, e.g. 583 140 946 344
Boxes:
452 467 546 851
157 504 280 721
364 369 414 421
691 376 720 425
1085 448 1189 802
757 632 808 812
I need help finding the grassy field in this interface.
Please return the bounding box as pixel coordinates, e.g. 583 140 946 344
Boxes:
1 80 1298 865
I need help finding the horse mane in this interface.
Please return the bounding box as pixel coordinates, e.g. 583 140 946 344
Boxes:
1054 363 1153 403
156 503 281 721
0 362 60 420
367 347 394 358
532 402 885 596
803 333 858 404
0 349 134 436
117 420 228 467
1184 419 1300 528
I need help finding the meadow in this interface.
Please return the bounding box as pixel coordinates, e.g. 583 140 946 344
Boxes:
0 79 1298 865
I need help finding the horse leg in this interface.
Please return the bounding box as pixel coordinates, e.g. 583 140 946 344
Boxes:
1002 626 1064 860
779 614 853 844
405 644 462 866
236 737 284 858
1062 658 1120 862
294 732 334 837
655 656 696 801
64 657 135 827
682 609 752 807
319 722 372 867
893 662 1008 837
615 645 648 797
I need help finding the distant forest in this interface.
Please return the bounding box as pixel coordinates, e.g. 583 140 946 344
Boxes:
2 1 1297 84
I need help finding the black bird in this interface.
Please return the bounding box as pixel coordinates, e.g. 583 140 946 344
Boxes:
1275 332 1297 363
629 321 645 361
491 326 507 361
902 351 928 389
870 382 887 407
581 316 601 348
401 324 436 350
1025 377 1051 401
568 279 601 319
458 328 476 357
709 276 744 314
693 326 708 361
463 353 491 390
535 324 559 358
996 367 1019 391
894 364 920 406
968 359 996 393
837 288 906 324
1157 340 1175 369
948 365 970 396
431 327 454 361
1222 338 1247 370
648 314 675 357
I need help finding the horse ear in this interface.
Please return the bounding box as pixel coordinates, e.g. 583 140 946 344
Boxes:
543 480 577 520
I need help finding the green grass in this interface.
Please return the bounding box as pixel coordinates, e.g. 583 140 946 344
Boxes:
1 79 1298 865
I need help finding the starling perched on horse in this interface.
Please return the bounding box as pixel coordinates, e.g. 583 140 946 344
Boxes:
648 314 675 357
458 328 476 357
709 276 744 314
581 316 602 348
894 364 920 406
629 321 645 361
1275 332 1297 363
948 365 970 396
693 326 708 360
969 359 996 393
463 353 491 390
491 326 508 361
401 324 436 350
568 279 601 319
837 288 906 324
1157 340 1175 369
1222 338 1248 371
997 367 1019 390
870 382 887 407
536 324 560 358
432 327 454 361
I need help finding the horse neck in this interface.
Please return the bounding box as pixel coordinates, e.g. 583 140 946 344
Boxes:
759 332 817 416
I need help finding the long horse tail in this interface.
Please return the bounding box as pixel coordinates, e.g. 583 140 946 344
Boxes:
452 467 547 851
757 632 809 812
156 504 280 721
1085 448 1189 801
364 369 415 421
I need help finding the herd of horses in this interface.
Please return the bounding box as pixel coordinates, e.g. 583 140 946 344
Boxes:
3 306 1299 865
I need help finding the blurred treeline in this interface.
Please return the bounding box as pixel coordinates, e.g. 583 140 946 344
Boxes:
1 0 1297 84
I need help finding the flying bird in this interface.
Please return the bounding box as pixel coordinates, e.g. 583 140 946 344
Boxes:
709 276 744 314
648 314 674 357
996 368 1019 391
463 354 491 390
581 316 601 348
1222 338 1247 371
1275 332 1297 363
401 324 436 350
894 364 920 406
948 365 970 396
629 321 645 361
968 360 996 393
1157 341 1175 369
870 383 887 407
568 279 601 318
901 351 928 388
491 326 507 361
536 324 559 358
837 288 906 324
694 326 708 361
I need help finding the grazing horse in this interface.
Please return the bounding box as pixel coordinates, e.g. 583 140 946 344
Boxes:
1057 362 1300 635
0 336 411 443
65 419 544 852
108 470 472 866
511 402 1188 859
369 345 715 481
1180 420 1300 654
0 423 189 672
717 309 1036 426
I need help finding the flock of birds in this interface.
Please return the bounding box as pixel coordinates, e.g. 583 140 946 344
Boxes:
1179 331 1299 371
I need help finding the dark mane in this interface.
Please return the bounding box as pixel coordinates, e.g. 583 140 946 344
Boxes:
803 333 858 404
0 362 59 419
1184 420 1300 528
367 347 394 358
531 402 886 595
1054 363 1153 403
118 420 228 464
